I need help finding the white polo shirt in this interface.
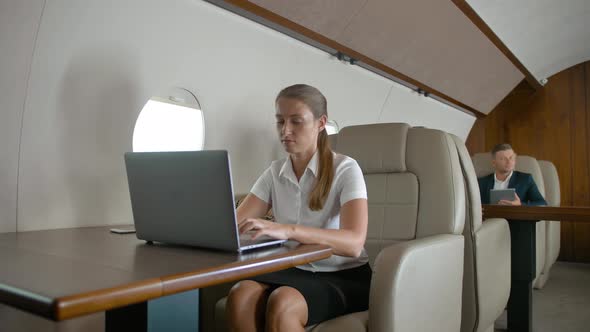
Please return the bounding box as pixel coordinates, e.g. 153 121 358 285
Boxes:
250 151 369 272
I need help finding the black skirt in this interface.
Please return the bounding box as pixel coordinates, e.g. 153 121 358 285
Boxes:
248 263 372 326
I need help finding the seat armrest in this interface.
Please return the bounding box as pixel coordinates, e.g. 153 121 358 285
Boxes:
369 234 464 332
475 218 511 330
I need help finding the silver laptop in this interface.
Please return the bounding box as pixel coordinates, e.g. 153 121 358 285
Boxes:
124 150 286 252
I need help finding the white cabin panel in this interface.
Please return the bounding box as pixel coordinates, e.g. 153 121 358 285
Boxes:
10 0 475 231
0 0 45 232
379 83 476 140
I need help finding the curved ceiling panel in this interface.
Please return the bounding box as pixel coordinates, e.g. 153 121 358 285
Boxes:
336 0 523 113
250 0 367 40
247 0 524 114
468 0 590 80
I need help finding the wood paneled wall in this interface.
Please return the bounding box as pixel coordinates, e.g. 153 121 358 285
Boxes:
466 61 590 262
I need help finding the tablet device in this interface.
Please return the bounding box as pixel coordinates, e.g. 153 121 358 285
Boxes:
490 188 516 204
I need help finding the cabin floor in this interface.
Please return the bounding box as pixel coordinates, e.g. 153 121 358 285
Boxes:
0 262 588 331
495 261 590 332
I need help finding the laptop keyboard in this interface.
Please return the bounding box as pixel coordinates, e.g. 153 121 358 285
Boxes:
239 233 274 246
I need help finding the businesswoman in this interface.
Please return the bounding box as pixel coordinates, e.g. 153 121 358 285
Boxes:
226 84 370 332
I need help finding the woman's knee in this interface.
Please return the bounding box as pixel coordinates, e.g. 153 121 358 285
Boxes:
226 280 268 309
266 286 308 324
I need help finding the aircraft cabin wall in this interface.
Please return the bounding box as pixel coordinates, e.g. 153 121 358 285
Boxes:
0 0 476 233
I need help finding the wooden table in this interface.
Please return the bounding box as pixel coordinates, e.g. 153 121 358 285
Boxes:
482 205 590 332
483 205 590 223
0 226 332 331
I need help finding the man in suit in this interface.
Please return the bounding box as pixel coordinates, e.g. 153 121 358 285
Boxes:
478 143 547 206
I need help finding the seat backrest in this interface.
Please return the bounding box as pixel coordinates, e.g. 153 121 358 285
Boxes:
451 138 483 233
515 156 546 196
472 151 547 287
451 137 511 332
471 152 546 196
337 123 465 265
538 160 561 277
513 156 548 286
538 160 560 207
328 133 338 152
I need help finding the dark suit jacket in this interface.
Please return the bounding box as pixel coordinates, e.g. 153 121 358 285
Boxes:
478 171 547 206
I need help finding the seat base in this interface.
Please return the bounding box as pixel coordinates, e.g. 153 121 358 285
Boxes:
534 270 550 289
310 311 368 332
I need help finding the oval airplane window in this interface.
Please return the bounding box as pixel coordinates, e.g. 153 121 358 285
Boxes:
326 120 339 135
132 89 204 152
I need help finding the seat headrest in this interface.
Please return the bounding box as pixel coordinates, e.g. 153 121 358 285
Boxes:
471 152 493 178
337 123 410 174
406 127 465 236
471 152 546 195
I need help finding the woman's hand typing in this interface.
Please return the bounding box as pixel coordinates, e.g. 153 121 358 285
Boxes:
235 194 368 257
238 218 293 240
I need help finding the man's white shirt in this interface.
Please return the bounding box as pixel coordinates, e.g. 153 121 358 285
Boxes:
493 171 513 190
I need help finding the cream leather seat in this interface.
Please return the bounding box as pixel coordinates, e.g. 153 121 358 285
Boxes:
328 133 338 151
212 124 465 332
310 123 465 332
450 138 510 332
537 160 561 288
471 153 548 289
